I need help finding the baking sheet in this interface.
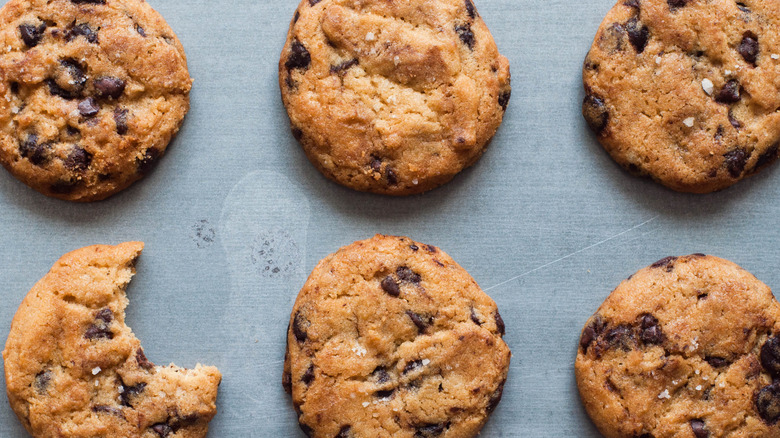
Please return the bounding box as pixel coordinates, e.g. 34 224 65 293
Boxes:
2 0 780 436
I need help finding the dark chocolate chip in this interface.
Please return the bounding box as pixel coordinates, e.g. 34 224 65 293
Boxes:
651 256 677 271
737 2 750 13
580 318 603 353
486 380 505 413
292 311 308 343
136 148 160 174
623 0 640 8
114 107 129 135
495 309 506 336
369 155 382 173
336 425 352 438
301 364 315 385
151 423 173 437
470 307 482 325
92 405 125 418
65 146 92 171
96 308 113 324
285 40 311 71
50 181 77 194
381 276 400 297
761 335 780 376
396 266 421 284
403 359 424 374
85 308 114 340
639 314 664 345
410 244 419 251
626 17 649 53
19 23 46 47
690 419 709 438
465 0 477 18
498 90 511 110
755 143 780 171
372 366 391 384
309 0 322 5
604 324 634 351
375 389 395 399
293 11 300 23
414 423 449 437
67 23 98 44
716 79 741 104
667 0 688 12
705 356 729 368
330 58 359 74
455 23 475 50
756 383 780 424
583 94 609 134
386 167 398 185
424 244 437 254
19 134 49 166
94 77 126 99
406 310 432 334
78 97 100 117
728 108 742 130
724 148 748 178
739 33 759 66
10 82 19 94
136 24 146 37
136 348 154 369
599 23 626 53
120 382 147 407
34 370 51 394
47 59 86 99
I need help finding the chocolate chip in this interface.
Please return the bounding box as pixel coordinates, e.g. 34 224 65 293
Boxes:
78 97 100 117
410 244 419 252
330 58 359 74
705 356 729 368
599 23 626 53
716 79 741 104
470 307 482 325
623 0 640 8
728 108 742 130
414 423 449 437
65 146 92 171
19 23 46 47
136 148 159 174
724 148 748 178
34 370 51 394
690 419 709 438
761 336 780 376
386 167 398 185
375 389 395 399
494 310 506 336
465 0 477 18
381 276 400 297
10 82 19 94
136 24 146 37
47 59 86 99
114 107 129 135
85 308 114 340
92 405 124 418
403 359 424 374
336 426 352 438
580 317 606 353
301 364 315 385
739 33 759 66
626 17 649 53
486 380 505 413
151 423 173 437
120 382 147 407
498 90 511 110
94 77 126 99
283 368 292 393
293 11 300 23
583 94 609 134
372 366 390 384
396 266 421 284
136 348 154 369
755 143 780 171
19 134 49 166
406 310 432 334
756 383 780 424
639 314 664 345
50 181 77 194
285 40 311 71
71 0 107 3
737 2 750 13
96 308 113 323
299 423 314 437
309 0 322 5
651 256 677 271
455 23 475 50
67 23 98 44
667 0 688 12
604 325 634 351
292 311 308 343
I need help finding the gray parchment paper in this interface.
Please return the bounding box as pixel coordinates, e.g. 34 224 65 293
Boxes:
2 0 779 436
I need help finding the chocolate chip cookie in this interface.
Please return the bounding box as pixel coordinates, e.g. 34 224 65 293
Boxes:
3 242 221 437
283 235 511 437
583 0 780 193
576 254 780 437
0 0 192 201
280 0 511 196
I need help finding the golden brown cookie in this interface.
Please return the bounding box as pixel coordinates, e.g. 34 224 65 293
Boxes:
583 0 780 193
576 254 780 437
3 242 221 437
280 0 511 196
283 235 511 437
0 0 192 201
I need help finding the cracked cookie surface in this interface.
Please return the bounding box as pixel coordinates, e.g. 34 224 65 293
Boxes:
583 0 780 193
279 0 511 196
0 0 192 201
576 254 780 438
283 235 511 437
3 242 221 437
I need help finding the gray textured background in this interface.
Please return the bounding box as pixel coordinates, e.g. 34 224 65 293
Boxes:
1 0 779 436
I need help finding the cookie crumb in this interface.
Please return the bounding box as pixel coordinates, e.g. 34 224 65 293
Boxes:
701 79 714 95
683 117 695 127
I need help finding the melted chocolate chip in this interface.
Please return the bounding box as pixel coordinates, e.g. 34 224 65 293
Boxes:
465 0 477 18
495 309 506 336
34 370 51 394
470 307 482 325
403 359 424 374
651 256 677 271
151 424 173 437
19 134 49 166
626 17 649 53
19 23 46 47
396 266 421 284
623 0 640 8
336 426 352 438
724 148 748 178
372 366 390 384
728 108 742 130
96 308 113 323
50 181 77 194
78 97 100 117
604 325 634 351
94 77 126 99
114 107 129 135
406 310 432 334
136 148 159 174
136 24 146 37
761 335 780 376
65 146 92 171
705 356 730 368
67 23 98 44
739 33 759 66
120 382 146 407
301 364 315 385
92 405 124 418
136 348 154 369
386 167 399 185
756 383 780 424
600 23 626 53
410 244 419 251
47 59 86 99
375 389 395 399
583 94 609 134
376 277 398 299
486 380 505 413
580 316 607 353
293 311 308 343
330 58 359 74
455 23 475 50
425 244 437 253
690 419 709 438
415 423 449 437
639 314 664 345
84 308 114 340
309 0 322 5
737 2 750 13
667 0 688 12
285 40 311 71
498 90 511 110
755 143 780 171
10 82 19 94
716 80 741 104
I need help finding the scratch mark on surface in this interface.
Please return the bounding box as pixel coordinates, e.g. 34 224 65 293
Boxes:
485 216 659 292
